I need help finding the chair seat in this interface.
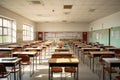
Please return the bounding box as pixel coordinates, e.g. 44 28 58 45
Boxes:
21 61 31 65
115 76 120 80
64 67 76 73
51 67 62 72
104 67 117 73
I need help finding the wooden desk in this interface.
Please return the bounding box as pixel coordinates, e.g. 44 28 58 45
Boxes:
80 48 101 64
0 48 14 56
24 47 42 64
103 58 120 80
90 51 115 72
0 57 21 80
105 48 120 51
8 45 25 51
48 58 79 80
12 51 37 76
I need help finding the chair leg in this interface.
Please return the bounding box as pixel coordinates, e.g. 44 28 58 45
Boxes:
61 73 62 80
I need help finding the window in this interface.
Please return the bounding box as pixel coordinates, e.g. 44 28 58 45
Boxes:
23 24 34 41
0 17 16 44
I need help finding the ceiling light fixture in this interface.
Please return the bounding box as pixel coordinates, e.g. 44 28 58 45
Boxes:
88 8 96 12
29 0 44 5
64 5 72 9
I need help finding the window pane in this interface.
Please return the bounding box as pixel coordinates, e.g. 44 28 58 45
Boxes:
12 22 16 30
8 29 11 35
0 27 2 35
7 36 11 43
3 19 7 27
8 21 11 28
3 28 8 35
12 30 16 36
0 36 2 43
0 18 2 26
2 36 8 43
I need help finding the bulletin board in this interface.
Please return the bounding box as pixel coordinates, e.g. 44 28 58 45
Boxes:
44 32 82 42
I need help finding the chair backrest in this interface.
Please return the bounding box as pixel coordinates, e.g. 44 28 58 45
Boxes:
0 63 7 75
55 49 69 52
0 53 10 58
103 46 115 49
51 54 73 58
115 49 120 54
18 54 30 62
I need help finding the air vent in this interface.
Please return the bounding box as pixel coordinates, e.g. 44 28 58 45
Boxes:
64 5 72 9
29 0 44 5
31 1 41 4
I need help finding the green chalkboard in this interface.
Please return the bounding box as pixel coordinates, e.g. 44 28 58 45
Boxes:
110 26 120 48
88 29 109 45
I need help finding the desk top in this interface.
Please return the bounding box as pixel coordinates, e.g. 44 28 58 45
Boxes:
24 47 42 50
48 58 79 64
12 51 36 55
8 45 24 48
0 57 21 63
0 48 14 50
90 51 114 55
103 58 120 63
54 52 73 54
81 47 100 50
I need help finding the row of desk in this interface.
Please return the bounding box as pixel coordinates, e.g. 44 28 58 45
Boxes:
69 41 120 80
0 40 55 80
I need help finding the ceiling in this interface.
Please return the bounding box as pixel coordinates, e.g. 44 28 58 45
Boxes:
0 0 120 23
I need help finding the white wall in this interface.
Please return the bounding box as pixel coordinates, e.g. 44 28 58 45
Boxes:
0 6 36 41
89 11 120 31
36 22 89 32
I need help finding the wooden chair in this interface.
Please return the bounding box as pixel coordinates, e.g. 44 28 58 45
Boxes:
18 55 31 75
0 63 11 80
98 55 117 80
64 67 76 79
51 55 63 80
114 76 120 80
63 56 76 79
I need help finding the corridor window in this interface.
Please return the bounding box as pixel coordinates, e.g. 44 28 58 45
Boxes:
0 17 16 44
23 24 34 41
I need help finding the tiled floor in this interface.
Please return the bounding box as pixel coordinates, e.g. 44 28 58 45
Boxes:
1 47 99 80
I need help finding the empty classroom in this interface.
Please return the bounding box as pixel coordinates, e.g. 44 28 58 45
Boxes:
0 0 120 80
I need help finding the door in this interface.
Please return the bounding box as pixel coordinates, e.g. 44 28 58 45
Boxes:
38 32 43 41
82 32 87 44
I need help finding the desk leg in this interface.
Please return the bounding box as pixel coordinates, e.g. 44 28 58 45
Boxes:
39 51 41 64
77 65 79 80
92 57 94 72
13 64 16 80
30 57 34 76
36 55 37 69
109 65 111 80
103 64 105 80
49 65 50 80
33 57 34 74
19 61 22 80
